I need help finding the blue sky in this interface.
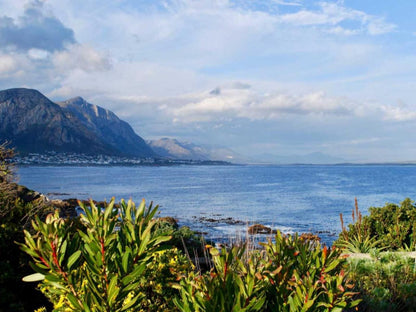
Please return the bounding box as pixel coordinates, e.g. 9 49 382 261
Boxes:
1 0 416 162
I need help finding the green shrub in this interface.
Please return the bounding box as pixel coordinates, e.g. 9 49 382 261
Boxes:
174 231 360 312
173 245 265 312
346 253 416 311
20 199 178 311
337 198 416 252
260 232 359 312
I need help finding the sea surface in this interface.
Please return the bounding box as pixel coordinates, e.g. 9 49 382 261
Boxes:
17 164 416 245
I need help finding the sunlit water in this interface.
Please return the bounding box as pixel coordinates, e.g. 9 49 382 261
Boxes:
17 164 416 245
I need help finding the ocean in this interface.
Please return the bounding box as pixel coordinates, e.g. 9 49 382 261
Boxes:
17 164 416 245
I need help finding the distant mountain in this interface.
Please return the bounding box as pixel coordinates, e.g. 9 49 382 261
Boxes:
0 88 156 157
147 138 248 163
57 97 154 157
255 152 344 164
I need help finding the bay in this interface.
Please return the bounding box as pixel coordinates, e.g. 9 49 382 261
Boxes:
17 164 416 245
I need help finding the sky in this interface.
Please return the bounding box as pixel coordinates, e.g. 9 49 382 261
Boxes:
1 0 416 162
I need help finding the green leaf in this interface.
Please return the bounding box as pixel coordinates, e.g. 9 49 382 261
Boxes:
121 292 145 311
67 250 82 270
122 250 131 273
67 293 83 310
324 259 340 273
107 275 119 306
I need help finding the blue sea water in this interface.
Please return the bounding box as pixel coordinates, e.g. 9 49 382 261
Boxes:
17 164 416 245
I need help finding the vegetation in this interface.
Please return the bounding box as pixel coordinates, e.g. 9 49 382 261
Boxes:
0 143 54 311
20 197 359 311
337 198 416 311
337 198 416 252
347 252 416 311
3 141 416 311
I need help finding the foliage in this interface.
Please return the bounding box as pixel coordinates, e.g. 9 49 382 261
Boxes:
153 218 202 254
337 197 416 310
174 231 359 312
136 247 192 311
337 198 416 251
20 199 176 311
346 252 416 311
336 232 383 254
173 245 265 312
0 143 52 311
259 231 359 312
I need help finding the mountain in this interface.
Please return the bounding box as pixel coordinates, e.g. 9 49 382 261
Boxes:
147 138 248 163
0 88 155 157
57 97 154 157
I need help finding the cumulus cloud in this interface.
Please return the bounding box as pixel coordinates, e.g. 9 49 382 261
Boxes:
156 85 360 123
0 0 75 52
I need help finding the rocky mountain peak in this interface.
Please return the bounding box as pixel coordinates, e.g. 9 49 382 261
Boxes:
0 88 156 157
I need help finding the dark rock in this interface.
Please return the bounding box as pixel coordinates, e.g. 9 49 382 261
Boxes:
248 224 273 234
299 233 321 242
197 215 245 225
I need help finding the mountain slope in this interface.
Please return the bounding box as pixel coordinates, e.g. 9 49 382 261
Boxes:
0 88 155 157
57 97 155 157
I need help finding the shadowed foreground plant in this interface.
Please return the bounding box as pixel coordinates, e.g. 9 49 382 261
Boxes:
173 245 265 312
260 231 360 312
173 231 360 312
20 199 173 311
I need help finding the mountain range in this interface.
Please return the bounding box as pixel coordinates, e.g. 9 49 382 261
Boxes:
0 88 155 157
0 88 245 162
147 138 249 163
0 87 345 164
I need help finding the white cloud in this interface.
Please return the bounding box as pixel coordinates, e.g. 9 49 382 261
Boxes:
326 26 359 36
155 86 361 123
272 0 302 6
279 2 396 35
27 48 49 60
0 54 16 74
52 44 111 73
381 104 416 121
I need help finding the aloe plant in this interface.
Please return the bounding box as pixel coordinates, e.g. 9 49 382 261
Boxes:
20 199 172 311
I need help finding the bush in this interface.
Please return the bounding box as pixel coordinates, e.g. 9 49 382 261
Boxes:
259 232 359 311
174 231 360 312
347 253 416 311
20 199 182 311
174 245 266 312
337 198 416 252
